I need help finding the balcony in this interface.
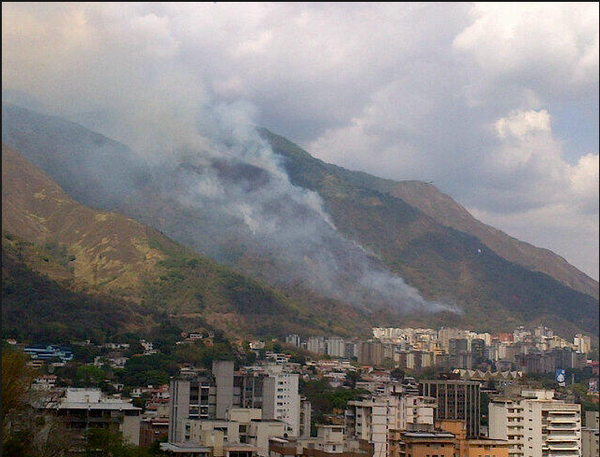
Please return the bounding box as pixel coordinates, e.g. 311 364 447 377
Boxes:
548 418 577 425
546 442 580 451
546 435 578 442
548 423 577 430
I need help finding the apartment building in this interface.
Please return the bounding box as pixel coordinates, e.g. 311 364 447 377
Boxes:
489 387 581 457
169 361 303 443
286 334 302 347
327 337 346 358
45 388 141 446
437 419 508 457
419 380 481 438
358 341 383 366
388 429 457 457
177 408 285 456
262 369 301 437
307 337 326 355
573 334 592 354
346 396 393 457
346 384 437 457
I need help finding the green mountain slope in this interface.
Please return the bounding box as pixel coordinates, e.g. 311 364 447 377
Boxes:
2 145 369 340
264 130 598 299
2 234 156 342
263 131 599 336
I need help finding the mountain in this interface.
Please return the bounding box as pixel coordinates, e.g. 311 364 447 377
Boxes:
2 233 156 342
2 144 369 341
1 104 147 211
264 132 599 336
263 131 599 299
2 105 598 338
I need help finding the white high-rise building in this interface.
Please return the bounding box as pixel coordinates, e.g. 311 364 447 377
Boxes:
262 368 300 437
326 337 345 358
307 336 326 354
346 397 395 457
489 387 581 457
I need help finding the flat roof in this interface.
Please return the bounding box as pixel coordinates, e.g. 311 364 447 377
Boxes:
468 439 508 445
404 432 455 438
49 402 141 411
224 444 260 451
161 442 212 452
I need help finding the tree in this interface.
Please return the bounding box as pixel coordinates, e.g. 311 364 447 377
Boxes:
84 428 144 457
75 365 107 387
2 348 74 457
390 368 404 381
345 370 361 389
2 349 36 431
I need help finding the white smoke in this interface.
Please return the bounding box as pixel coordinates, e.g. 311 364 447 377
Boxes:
1 2 460 314
118 99 460 314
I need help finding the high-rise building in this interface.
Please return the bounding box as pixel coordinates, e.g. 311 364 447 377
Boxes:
169 361 303 442
471 338 486 362
346 384 437 457
358 341 383 366
262 369 301 437
307 336 326 355
552 347 581 370
326 337 345 358
574 334 592 354
419 380 481 438
489 387 581 457
449 338 468 356
346 396 397 457
345 341 358 359
285 334 302 347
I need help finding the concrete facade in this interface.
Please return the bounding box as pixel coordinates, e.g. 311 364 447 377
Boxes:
489 388 581 457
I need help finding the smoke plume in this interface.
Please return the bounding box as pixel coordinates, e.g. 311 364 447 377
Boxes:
1 3 459 314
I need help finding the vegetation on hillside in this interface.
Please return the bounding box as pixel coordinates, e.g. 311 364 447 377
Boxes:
263 130 599 338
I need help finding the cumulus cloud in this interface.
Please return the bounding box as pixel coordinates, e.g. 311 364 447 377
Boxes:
481 109 598 212
469 108 599 278
1 2 598 279
495 109 551 139
453 3 599 93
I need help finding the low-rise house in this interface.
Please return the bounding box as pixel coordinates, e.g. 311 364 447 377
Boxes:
33 374 57 390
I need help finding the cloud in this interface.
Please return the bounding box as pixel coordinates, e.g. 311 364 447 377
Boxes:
453 3 599 96
1 2 597 279
469 108 599 278
495 109 551 139
481 109 598 212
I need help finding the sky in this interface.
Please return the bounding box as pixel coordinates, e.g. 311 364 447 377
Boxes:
2 2 599 280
